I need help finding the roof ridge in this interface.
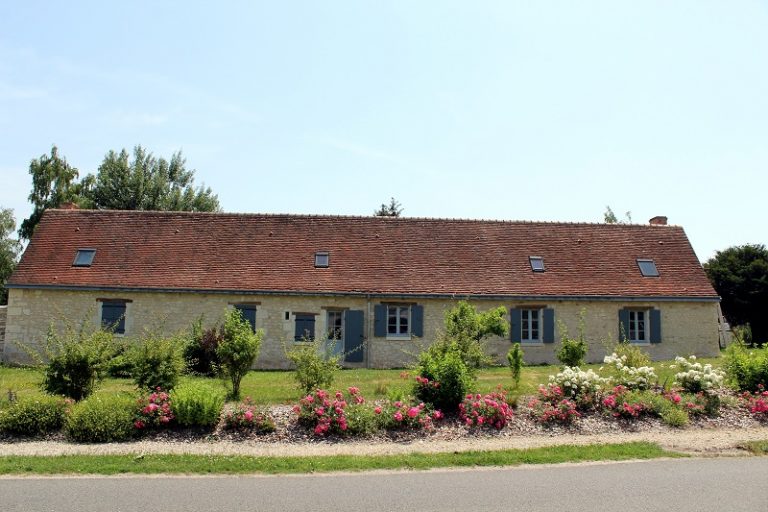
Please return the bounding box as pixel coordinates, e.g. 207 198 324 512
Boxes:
47 209 680 228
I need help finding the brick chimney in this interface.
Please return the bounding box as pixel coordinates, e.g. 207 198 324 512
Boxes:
59 202 80 210
649 216 668 226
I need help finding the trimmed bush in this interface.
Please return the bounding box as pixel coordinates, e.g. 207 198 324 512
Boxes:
65 393 136 443
285 338 341 394
0 396 69 436
170 381 226 427
414 342 474 412
723 343 768 392
507 343 524 389
130 335 186 391
37 326 116 401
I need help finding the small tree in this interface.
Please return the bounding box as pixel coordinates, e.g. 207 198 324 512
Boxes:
374 197 403 217
440 301 508 369
0 207 22 304
507 343 524 388
285 337 341 394
217 309 263 399
129 334 186 390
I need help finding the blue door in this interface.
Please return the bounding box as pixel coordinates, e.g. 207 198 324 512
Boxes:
344 310 365 363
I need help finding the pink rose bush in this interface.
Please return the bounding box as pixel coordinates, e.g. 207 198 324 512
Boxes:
742 385 768 417
294 388 443 436
222 397 276 433
459 389 514 430
527 385 580 424
601 385 646 419
134 388 173 430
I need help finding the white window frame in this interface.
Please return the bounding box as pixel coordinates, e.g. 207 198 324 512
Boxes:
628 309 649 344
387 305 411 339
326 310 344 341
520 308 543 344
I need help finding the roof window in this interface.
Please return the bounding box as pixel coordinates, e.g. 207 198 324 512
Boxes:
314 252 329 268
637 259 659 277
529 256 545 272
73 249 96 267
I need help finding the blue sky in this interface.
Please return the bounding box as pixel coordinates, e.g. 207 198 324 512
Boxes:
1 1 766 261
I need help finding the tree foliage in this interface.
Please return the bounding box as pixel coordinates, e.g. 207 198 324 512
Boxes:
19 146 81 240
19 145 220 240
374 197 403 217
603 206 632 224
0 208 22 304
86 146 220 212
705 244 768 345
433 301 508 370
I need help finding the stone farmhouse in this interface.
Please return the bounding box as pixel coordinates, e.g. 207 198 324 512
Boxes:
1 208 721 367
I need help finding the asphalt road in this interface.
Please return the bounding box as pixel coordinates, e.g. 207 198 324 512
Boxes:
1 457 766 512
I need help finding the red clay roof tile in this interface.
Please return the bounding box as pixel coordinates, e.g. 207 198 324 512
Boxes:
8 209 719 299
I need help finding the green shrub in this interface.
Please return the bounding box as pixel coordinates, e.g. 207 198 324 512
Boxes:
37 325 117 401
556 314 588 367
612 342 651 368
414 342 474 412
285 338 341 394
130 335 186 391
507 343 524 388
183 317 222 376
723 343 768 391
217 309 263 400
442 301 508 369
65 393 136 443
170 381 226 427
0 395 69 436
660 406 689 428
344 403 379 436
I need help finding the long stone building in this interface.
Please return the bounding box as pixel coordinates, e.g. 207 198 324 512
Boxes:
1 208 721 367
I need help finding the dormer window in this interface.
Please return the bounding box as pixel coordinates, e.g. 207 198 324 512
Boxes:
314 251 329 268
73 249 96 267
529 256 545 272
637 259 659 277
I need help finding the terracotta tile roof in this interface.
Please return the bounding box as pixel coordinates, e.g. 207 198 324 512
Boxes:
8 209 719 299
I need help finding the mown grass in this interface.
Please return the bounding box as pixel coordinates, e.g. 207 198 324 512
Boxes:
0 357 723 405
0 442 681 475
739 440 768 455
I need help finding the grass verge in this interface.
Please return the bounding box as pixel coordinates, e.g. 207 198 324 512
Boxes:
738 440 768 455
0 442 682 475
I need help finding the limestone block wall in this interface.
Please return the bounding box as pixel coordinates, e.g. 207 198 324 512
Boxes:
0 305 6 358
2 287 721 368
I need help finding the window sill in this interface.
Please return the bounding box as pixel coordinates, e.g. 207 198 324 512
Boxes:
520 342 544 347
386 335 412 341
629 341 651 346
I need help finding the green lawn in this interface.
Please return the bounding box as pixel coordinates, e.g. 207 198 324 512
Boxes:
0 442 681 475
0 356 722 404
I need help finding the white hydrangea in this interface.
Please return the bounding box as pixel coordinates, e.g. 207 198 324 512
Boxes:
603 353 657 390
549 367 608 399
673 356 724 392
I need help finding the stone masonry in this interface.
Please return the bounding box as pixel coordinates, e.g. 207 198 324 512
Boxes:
2 288 720 368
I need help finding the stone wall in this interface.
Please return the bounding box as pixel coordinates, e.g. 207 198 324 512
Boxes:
0 305 6 359
2 288 721 368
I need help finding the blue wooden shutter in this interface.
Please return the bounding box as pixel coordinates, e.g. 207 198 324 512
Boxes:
374 305 387 337
411 305 424 337
618 309 630 342
543 308 555 343
344 310 365 362
510 308 521 343
101 302 126 334
236 305 257 333
650 309 662 343
294 314 315 341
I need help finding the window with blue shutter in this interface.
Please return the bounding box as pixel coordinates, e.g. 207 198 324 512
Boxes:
294 314 316 341
101 301 126 334
235 304 257 333
649 309 662 343
542 308 555 343
510 308 521 343
375 304 422 338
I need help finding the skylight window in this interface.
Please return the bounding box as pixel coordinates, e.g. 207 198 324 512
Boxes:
314 252 329 268
73 249 96 267
637 259 659 277
529 256 545 272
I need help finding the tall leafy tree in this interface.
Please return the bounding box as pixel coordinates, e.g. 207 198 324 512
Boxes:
19 146 81 240
87 146 220 212
374 197 403 217
705 244 768 345
1 207 22 304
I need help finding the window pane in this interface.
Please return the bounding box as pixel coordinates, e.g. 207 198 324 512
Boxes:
73 249 96 266
637 259 659 277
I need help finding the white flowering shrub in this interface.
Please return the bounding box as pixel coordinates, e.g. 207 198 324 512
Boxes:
548 367 608 401
603 353 657 391
673 356 724 393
